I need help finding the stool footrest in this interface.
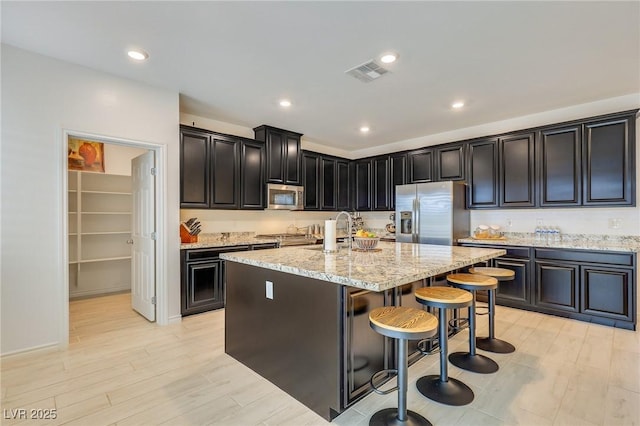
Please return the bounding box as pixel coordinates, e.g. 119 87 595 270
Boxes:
417 336 440 355
369 369 398 395
448 317 469 332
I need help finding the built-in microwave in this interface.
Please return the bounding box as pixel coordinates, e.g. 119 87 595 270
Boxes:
267 183 304 210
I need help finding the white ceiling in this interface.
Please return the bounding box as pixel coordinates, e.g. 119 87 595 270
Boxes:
2 1 639 153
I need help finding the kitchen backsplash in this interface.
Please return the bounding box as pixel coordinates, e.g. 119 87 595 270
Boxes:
180 206 640 237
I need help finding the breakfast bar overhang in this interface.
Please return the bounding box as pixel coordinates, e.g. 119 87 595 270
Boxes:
221 242 506 421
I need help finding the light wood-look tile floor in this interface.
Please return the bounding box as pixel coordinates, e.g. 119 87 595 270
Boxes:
1 293 639 425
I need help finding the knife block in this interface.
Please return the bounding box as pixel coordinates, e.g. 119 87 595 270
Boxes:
180 224 198 243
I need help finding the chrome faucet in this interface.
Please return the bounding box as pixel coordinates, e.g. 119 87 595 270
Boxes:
335 211 353 251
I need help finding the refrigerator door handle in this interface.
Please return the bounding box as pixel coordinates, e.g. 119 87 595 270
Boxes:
414 198 420 242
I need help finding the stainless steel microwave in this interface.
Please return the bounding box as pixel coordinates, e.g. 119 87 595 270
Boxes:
267 183 304 210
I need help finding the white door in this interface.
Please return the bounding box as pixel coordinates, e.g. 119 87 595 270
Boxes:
131 151 156 321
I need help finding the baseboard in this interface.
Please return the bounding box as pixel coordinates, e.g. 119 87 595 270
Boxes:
1 341 59 358
168 314 182 324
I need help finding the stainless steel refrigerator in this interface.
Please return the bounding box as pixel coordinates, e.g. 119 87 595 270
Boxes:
395 181 469 245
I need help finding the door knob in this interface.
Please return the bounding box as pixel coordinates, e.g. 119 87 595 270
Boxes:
126 239 134 245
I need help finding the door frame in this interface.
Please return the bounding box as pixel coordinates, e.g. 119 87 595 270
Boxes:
60 129 168 346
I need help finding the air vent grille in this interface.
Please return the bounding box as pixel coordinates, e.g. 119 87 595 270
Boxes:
345 60 389 83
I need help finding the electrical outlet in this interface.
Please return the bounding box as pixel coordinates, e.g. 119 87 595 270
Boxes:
265 281 274 299
608 218 622 229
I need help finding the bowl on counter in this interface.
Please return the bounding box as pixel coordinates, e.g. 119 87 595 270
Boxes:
353 237 380 250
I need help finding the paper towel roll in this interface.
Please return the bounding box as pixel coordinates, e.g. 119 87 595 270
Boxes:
324 220 337 252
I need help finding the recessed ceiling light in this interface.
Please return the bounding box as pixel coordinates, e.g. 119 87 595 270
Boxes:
279 100 291 107
360 126 370 133
127 49 149 61
380 53 398 64
452 101 465 109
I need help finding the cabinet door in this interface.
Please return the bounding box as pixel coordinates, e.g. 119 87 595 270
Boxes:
407 149 433 183
535 261 579 313
240 140 265 209
266 130 285 183
435 144 465 181
336 160 351 211
467 139 498 208
500 132 535 207
583 115 635 206
344 288 387 405
581 266 633 322
538 125 582 206
302 152 320 210
493 257 531 305
321 157 337 210
390 154 407 210
180 130 210 208
285 133 302 185
373 156 391 211
183 260 223 315
354 160 372 211
210 136 239 209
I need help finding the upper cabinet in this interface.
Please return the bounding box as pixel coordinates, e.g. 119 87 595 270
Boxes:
537 124 582 207
301 151 351 211
180 126 265 210
354 159 372 211
254 125 302 185
390 153 407 210
467 138 499 208
499 132 535 207
407 148 433 183
583 114 635 206
435 143 466 181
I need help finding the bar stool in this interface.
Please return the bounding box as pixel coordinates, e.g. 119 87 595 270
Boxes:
369 306 438 426
414 286 475 406
468 267 516 353
446 273 499 374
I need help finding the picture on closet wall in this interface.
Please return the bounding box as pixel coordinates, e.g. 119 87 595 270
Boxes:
68 137 105 172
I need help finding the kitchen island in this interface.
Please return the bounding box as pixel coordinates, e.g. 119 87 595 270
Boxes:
221 242 506 421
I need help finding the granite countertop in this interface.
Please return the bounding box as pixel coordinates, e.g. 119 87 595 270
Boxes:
220 242 506 292
181 232 279 249
457 233 640 253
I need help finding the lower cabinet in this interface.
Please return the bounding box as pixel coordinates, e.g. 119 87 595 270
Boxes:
181 244 277 316
462 243 636 329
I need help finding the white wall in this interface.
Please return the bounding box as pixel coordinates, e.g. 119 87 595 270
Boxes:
104 144 148 176
1 45 181 355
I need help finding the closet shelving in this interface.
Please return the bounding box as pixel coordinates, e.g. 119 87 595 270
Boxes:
68 170 132 298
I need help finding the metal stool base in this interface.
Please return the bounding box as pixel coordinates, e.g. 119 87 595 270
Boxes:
369 408 432 426
416 375 474 406
449 352 499 374
476 337 515 354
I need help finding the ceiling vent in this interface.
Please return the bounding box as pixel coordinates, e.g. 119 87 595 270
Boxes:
345 60 389 83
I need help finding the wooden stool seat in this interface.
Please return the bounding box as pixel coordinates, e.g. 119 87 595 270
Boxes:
446 273 498 290
468 267 515 281
369 306 437 426
415 286 473 309
369 306 438 341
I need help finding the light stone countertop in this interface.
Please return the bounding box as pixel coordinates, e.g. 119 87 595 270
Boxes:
220 242 506 292
181 232 279 249
457 233 640 253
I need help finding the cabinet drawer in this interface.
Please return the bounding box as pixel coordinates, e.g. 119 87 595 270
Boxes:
534 248 634 266
462 244 530 259
184 245 250 261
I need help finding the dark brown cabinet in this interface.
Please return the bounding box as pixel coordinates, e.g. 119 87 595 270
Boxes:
538 125 582 206
435 143 466 181
535 261 580 313
254 125 302 185
407 148 433 183
583 114 635 206
354 159 372 211
337 160 351 211
302 152 321 210
372 156 391 211
499 132 535 207
180 126 265 210
302 151 350 211
582 266 633 322
180 129 210 208
467 139 499 208
390 153 407 210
